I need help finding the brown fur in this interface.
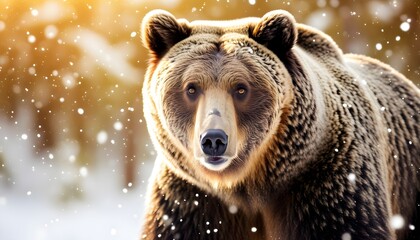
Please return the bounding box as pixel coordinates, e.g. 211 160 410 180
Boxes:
140 9 420 240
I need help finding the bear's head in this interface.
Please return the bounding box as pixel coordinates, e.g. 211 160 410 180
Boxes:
141 10 297 189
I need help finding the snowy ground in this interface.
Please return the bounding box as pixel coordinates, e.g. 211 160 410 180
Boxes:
0 107 152 240
0 180 147 240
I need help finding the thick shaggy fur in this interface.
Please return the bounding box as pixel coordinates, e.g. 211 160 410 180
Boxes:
140 9 420 240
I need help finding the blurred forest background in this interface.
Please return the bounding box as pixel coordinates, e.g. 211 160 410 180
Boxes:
0 0 419 239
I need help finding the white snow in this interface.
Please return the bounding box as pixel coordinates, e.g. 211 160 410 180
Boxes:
0 106 151 240
28 67 36 75
79 167 88 177
31 9 39 17
347 173 356 183
97 131 108 144
390 214 405 229
342 232 351 240
228 204 238 214
113 121 123 131
44 25 58 39
28 35 37 43
62 74 76 89
21 134 28 140
77 108 84 115
400 22 410 32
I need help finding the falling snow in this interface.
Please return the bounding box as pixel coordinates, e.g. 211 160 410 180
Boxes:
21 134 28 140
229 204 238 214
390 214 405 229
79 166 88 177
62 74 76 88
342 232 352 240
31 9 39 17
45 25 58 39
0 1 419 240
77 108 85 115
400 21 410 32
97 130 108 144
113 121 123 131
28 35 36 43
348 173 356 183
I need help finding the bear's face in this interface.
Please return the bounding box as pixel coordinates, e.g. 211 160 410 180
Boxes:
142 10 297 187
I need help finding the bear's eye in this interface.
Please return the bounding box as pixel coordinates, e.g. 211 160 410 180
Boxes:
188 87 196 95
234 84 248 101
237 88 246 95
185 83 200 101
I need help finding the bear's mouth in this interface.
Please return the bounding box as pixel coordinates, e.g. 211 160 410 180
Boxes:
198 156 231 172
205 156 227 165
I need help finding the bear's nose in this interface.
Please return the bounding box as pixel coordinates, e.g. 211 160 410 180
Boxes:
200 129 228 156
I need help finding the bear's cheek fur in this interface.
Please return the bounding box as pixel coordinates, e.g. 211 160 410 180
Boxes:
233 87 278 166
162 86 196 150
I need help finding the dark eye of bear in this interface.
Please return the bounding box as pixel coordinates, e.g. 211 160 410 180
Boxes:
185 83 199 101
188 87 196 94
234 84 248 101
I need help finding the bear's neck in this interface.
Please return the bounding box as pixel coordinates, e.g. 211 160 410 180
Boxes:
263 51 329 189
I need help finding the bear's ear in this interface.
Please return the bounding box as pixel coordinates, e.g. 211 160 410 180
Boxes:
141 10 191 59
250 10 297 55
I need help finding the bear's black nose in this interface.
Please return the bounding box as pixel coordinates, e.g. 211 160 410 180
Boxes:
200 129 228 156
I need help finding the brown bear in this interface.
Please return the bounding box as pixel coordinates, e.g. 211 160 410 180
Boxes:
140 9 420 240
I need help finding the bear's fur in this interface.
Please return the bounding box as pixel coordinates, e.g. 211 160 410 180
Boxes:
140 9 420 240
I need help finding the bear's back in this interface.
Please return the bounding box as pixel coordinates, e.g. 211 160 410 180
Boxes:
294 24 420 237
346 54 420 224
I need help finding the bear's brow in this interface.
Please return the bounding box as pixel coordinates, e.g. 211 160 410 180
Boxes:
181 64 250 91
179 46 251 87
